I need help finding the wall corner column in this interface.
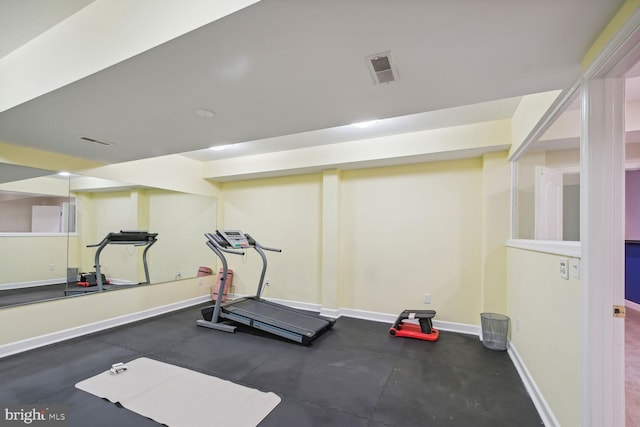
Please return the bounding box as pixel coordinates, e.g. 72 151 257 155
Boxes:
321 170 341 309
481 151 510 314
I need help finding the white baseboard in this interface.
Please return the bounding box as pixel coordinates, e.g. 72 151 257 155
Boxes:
0 295 210 359
325 307 482 337
0 278 65 291
263 296 323 313
626 299 640 313
264 300 483 338
508 342 559 427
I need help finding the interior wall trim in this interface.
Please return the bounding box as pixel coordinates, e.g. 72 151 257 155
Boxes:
0 278 65 291
0 295 210 359
265 296 484 337
0 293 485 359
0 294 549 423
505 239 581 258
508 342 560 427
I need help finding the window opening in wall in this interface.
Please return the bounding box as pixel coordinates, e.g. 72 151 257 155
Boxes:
0 190 77 233
513 92 581 241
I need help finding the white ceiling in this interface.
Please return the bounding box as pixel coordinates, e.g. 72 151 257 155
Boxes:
0 0 628 166
0 0 95 59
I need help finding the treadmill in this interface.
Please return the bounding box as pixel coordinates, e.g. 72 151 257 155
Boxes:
67 230 158 295
197 230 335 345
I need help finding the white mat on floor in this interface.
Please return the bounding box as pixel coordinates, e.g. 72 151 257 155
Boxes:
75 357 281 427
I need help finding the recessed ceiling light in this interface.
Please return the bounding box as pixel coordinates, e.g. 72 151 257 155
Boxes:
196 108 215 118
210 144 232 151
58 171 71 177
351 120 378 129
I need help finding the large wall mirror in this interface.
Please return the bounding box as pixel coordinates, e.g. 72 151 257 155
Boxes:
0 164 217 308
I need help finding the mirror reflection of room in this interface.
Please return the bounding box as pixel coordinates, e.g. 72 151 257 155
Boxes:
0 168 73 307
0 168 217 308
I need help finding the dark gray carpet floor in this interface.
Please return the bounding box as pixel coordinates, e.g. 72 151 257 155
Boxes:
0 304 542 426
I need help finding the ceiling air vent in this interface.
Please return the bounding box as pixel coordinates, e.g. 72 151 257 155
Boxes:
79 136 114 147
366 51 397 84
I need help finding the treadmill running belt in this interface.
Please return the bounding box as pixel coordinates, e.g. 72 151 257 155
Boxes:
225 299 331 333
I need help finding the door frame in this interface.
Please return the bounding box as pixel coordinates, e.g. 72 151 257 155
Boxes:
580 8 640 426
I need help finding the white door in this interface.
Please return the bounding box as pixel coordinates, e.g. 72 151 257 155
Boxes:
534 166 563 240
31 205 62 232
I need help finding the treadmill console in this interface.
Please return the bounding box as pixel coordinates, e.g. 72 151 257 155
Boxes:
217 230 250 248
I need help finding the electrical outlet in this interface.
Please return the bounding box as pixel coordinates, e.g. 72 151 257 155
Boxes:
49 264 55 271
559 258 569 280
423 293 431 304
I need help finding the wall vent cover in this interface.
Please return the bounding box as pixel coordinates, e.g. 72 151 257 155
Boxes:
366 51 397 84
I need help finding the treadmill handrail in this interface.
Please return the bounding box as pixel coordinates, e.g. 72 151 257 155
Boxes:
255 242 282 253
244 233 281 253
87 231 158 247
200 230 334 344
86 231 158 291
206 240 245 256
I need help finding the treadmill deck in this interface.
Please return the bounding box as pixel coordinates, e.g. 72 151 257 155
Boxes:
222 297 334 343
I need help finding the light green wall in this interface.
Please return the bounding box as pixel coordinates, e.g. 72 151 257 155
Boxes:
480 151 510 314
75 191 139 282
0 275 213 346
581 0 640 70
147 189 217 282
0 236 67 284
70 188 217 285
509 91 562 157
0 175 69 196
218 156 508 326
340 159 483 322
220 174 323 303
0 141 102 172
507 247 582 427
81 155 220 198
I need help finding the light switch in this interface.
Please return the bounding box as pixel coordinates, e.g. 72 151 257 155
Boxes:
571 259 580 279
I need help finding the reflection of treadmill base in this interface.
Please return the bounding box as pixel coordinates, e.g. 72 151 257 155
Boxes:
65 284 101 296
64 283 140 296
200 297 335 345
